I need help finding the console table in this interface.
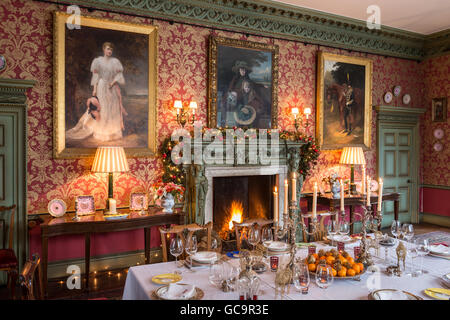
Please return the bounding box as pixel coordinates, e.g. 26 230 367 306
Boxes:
40 208 185 299
303 192 401 234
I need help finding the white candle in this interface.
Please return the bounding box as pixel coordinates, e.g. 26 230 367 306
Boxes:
312 182 317 219
109 198 117 214
292 172 297 202
366 176 371 206
340 179 344 212
284 179 288 214
378 178 383 211
362 164 366 194
273 187 279 223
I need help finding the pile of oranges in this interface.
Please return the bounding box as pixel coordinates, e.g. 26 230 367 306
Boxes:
305 248 364 278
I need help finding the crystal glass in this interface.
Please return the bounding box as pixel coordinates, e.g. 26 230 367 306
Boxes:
293 262 310 294
228 265 240 291
339 221 350 236
209 260 224 287
414 239 430 276
391 220 401 239
249 276 260 300
261 227 273 243
327 220 338 246
237 277 250 300
402 224 414 242
315 263 334 289
169 237 183 274
185 235 198 272
248 226 260 250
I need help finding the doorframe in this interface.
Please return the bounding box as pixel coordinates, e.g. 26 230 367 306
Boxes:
374 105 425 224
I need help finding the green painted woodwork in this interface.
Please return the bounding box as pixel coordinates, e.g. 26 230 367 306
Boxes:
49 0 449 60
0 78 35 285
375 105 425 229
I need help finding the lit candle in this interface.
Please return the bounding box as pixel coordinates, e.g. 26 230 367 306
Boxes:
292 172 297 202
366 176 371 206
291 107 299 119
304 107 312 119
109 198 117 214
340 179 344 212
378 178 383 211
189 101 197 115
312 182 317 219
362 164 366 194
174 100 182 115
273 187 279 223
284 179 288 214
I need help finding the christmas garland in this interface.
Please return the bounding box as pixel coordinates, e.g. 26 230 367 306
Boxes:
159 137 185 185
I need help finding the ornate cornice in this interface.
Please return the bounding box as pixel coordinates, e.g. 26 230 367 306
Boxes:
424 29 450 59
374 105 426 123
43 0 447 60
0 78 36 104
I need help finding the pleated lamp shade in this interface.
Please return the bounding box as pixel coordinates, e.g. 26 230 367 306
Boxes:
339 147 366 165
91 146 129 173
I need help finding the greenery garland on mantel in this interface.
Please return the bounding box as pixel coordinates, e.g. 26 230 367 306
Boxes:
159 129 320 185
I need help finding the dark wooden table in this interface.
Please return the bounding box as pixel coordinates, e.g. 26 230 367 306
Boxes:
40 207 185 299
303 192 401 234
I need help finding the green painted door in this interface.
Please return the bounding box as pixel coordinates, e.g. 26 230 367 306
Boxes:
378 126 416 228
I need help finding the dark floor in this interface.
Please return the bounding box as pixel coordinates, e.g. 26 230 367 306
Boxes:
1 222 449 300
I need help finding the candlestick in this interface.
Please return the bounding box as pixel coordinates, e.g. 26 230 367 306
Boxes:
366 176 371 206
284 179 289 214
292 173 297 202
378 178 383 210
340 179 344 212
109 198 117 214
312 182 317 219
362 164 366 194
273 187 279 223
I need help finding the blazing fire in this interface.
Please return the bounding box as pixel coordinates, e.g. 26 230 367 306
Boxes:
228 201 244 230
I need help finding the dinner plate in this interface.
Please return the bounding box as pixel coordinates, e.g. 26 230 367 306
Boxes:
151 273 182 285
191 251 220 263
428 244 450 256
324 235 354 243
104 213 129 220
423 288 450 300
152 284 203 300
369 289 422 300
48 199 67 218
263 241 290 251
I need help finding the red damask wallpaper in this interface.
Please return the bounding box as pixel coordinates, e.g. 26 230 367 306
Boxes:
0 0 428 215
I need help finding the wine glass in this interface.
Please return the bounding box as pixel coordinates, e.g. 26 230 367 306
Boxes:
414 239 430 276
261 227 273 244
185 235 198 272
248 226 260 251
402 224 414 243
315 263 334 289
209 260 224 287
339 221 350 236
327 220 338 246
169 237 184 274
391 220 401 239
293 262 310 294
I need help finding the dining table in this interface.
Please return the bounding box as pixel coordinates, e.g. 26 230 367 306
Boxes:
122 236 450 300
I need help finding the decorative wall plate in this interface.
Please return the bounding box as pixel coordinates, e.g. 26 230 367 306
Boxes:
384 92 393 104
433 128 444 139
433 142 443 152
370 179 379 192
402 94 411 105
393 85 401 97
0 55 6 72
48 199 67 217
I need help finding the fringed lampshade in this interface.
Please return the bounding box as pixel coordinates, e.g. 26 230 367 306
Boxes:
340 147 365 195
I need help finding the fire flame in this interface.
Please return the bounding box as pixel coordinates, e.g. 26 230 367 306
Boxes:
228 201 243 230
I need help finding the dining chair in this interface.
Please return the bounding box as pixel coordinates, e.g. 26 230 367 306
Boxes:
0 205 18 299
233 218 273 251
19 253 43 300
300 210 335 242
159 222 213 262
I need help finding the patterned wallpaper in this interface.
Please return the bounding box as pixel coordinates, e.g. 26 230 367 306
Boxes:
0 0 427 214
421 54 450 186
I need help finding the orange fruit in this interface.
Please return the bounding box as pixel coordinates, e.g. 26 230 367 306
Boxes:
337 269 346 277
326 256 335 265
346 257 354 265
331 268 337 277
312 253 319 259
357 263 364 272
308 264 316 272
352 264 361 274
347 269 356 277
339 257 347 264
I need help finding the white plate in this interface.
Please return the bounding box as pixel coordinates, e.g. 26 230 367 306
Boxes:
429 244 450 256
372 289 420 300
191 251 220 263
328 235 353 243
263 241 289 251
155 283 196 300
403 94 411 105
48 199 67 218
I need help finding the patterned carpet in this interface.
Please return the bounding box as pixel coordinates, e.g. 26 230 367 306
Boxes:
413 231 450 246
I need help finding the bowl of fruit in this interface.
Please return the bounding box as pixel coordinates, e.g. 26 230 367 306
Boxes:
305 248 366 279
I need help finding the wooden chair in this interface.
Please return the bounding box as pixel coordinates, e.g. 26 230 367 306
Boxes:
301 210 336 242
159 222 212 262
19 253 43 300
0 205 18 299
233 218 273 251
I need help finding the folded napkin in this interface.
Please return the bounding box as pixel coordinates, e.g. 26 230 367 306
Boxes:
430 244 450 255
164 283 195 300
374 290 408 300
192 251 217 262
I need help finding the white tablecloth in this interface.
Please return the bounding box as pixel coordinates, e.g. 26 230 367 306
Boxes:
122 240 450 300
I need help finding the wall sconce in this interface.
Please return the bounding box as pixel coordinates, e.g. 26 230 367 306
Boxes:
291 106 311 131
174 100 196 127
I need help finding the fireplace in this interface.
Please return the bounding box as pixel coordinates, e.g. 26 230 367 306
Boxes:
213 175 276 239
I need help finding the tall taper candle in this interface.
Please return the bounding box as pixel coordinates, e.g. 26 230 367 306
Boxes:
312 182 317 219
366 176 371 206
362 164 366 194
292 172 297 202
273 186 279 223
378 178 383 210
340 179 344 212
284 179 289 214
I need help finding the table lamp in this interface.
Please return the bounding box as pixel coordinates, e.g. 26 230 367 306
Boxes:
91 146 129 214
339 147 365 195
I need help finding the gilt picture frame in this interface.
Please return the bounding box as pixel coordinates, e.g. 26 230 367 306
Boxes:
316 52 372 150
432 97 447 122
53 12 157 158
207 36 279 129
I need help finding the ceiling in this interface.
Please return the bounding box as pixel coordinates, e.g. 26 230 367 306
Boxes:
270 0 450 35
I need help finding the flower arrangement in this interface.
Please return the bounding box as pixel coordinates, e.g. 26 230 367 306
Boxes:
322 172 341 186
151 180 185 205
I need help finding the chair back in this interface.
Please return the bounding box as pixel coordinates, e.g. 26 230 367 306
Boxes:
233 218 273 251
159 222 213 262
19 253 43 300
0 205 16 249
